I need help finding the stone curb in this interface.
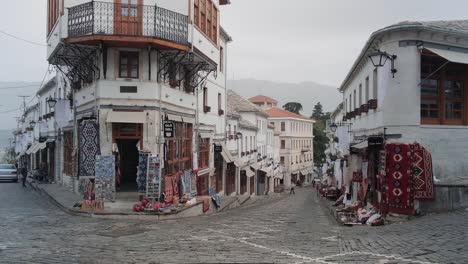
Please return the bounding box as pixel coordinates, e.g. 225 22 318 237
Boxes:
26 178 289 220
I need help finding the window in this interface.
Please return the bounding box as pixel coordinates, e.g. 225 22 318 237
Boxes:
365 76 370 103
250 136 253 151
244 136 247 152
218 93 222 114
194 0 218 44
281 140 285 149
228 124 231 135
420 52 467 125
373 68 378 100
167 123 193 175
349 94 352 111
203 87 209 112
198 137 210 169
194 0 199 26
345 99 347 113
220 46 224 72
47 0 63 35
280 156 285 165
359 84 362 106
281 122 285 131
234 125 237 134
353 89 357 109
119 51 139 78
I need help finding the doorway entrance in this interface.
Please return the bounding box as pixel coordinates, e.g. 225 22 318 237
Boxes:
114 0 143 36
113 123 143 193
116 139 139 192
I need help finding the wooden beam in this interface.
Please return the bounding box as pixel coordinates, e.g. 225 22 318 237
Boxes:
65 35 190 52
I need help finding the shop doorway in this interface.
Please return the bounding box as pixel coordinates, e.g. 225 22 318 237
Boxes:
240 170 247 194
113 123 143 193
116 139 139 192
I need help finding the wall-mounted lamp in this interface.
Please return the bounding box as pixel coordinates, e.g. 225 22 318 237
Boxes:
47 96 57 109
368 49 398 78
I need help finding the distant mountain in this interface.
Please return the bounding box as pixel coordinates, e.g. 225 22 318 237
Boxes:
228 79 341 117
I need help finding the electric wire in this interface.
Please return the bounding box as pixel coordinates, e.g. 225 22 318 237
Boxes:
0 29 47 47
0 84 40 90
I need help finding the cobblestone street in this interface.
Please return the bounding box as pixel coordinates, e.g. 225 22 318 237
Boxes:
0 182 466 264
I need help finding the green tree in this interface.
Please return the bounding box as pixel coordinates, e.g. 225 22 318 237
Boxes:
311 102 332 165
313 125 327 165
311 102 324 120
282 102 303 114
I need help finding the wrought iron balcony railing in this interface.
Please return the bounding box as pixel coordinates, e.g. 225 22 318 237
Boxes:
68 1 189 45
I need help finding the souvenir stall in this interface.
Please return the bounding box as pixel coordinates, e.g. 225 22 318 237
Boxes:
332 138 435 226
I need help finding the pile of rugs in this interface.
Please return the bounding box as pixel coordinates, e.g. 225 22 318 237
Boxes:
133 196 199 214
335 201 384 227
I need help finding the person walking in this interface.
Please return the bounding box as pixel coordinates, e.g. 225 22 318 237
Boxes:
21 162 28 188
290 182 296 195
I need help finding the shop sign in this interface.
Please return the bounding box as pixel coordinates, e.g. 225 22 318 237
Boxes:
163 122 174 138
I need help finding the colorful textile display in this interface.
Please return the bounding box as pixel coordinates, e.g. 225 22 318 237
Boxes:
95 155 115 202
136 152 149 193
410 143 434 200
183 170 190 195
384 144 414 215
164 176 178 203
79 120 100 176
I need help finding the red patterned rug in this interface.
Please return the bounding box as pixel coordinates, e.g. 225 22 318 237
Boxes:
410 143 435 200
384 144 415 215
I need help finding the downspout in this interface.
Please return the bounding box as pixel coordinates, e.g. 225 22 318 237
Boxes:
157 51 163 201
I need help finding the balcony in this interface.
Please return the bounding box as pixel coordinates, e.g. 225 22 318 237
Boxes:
67 1 189 49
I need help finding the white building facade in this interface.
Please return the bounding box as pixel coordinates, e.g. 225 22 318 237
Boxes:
337 20 468 211
44 0 231 199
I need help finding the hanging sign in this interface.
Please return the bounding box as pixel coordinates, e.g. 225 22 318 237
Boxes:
163 122 174 138
214 144 222 152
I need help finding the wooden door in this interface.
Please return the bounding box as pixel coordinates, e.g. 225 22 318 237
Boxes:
214 152 223 193
114 0 143 36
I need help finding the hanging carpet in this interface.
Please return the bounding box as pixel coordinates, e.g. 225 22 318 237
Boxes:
95 155 115 202
79 120 100 176
384 144 415 215
136 152 149 193
410 143 435 200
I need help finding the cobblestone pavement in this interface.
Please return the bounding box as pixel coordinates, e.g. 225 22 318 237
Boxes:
0 182 466 263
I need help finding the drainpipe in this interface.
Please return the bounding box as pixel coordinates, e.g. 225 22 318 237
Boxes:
157 53 163 200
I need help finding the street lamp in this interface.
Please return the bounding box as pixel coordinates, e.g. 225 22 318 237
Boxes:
29 120 36 129
369 49 398 78
47 96 57 109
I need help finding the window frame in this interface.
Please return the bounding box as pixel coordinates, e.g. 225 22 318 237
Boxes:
119 51 139 79
421 51 467 125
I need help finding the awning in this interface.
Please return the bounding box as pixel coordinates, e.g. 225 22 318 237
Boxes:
107 111 147 123
26 142 47 154
218 143 234 163
274 173 284 179
250 163 259 170
352 140 368 150
245 169 255 178
426 47 468 64
234 158 245 168
199 132 213 138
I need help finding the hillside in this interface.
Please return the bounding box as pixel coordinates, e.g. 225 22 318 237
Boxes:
228 79 341 116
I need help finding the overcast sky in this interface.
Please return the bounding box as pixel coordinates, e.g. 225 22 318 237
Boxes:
1 0 468 128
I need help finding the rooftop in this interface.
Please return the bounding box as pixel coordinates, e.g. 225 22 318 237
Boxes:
265 107 312 121
227 90 268 117
248 95 278 104
340 19 468 91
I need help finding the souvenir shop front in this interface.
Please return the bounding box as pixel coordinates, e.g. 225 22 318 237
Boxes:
320 136 435 226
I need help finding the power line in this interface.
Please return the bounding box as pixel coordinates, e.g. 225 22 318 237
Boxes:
0 84 40 90
0 29 47 47
0 107 21 114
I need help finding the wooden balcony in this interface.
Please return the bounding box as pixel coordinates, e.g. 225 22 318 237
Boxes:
66 1 189 50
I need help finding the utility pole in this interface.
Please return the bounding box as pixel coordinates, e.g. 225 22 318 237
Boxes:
17 95 29 112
